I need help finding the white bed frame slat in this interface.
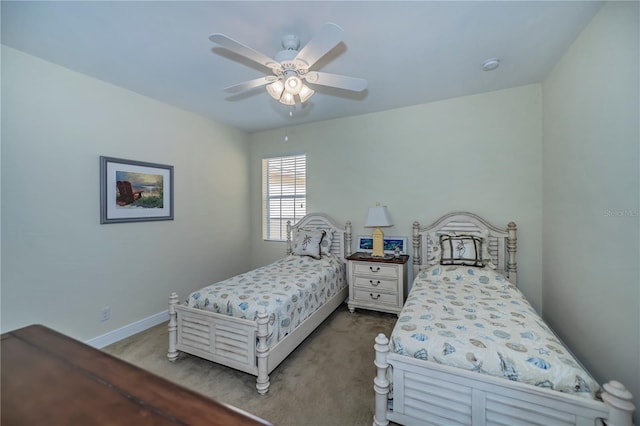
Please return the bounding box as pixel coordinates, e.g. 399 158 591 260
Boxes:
374 212 634 426
167 212 351 394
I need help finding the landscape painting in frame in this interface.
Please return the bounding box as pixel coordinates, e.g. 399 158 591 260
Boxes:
100 156 174 224
357 236 408 254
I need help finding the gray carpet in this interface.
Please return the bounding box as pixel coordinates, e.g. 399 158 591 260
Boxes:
103 304 398 426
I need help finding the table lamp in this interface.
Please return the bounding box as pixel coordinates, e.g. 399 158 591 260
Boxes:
364 204 393 257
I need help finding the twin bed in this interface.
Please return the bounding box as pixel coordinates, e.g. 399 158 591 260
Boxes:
166 210 634 425
373 212 635 426
167 213 351 394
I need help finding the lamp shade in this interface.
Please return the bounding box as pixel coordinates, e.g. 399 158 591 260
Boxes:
267 81 285 100
284 75 303 95
298 84 315 103
364 205 393 228
280 91 296 106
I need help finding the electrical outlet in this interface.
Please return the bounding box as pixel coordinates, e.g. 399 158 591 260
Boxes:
100 306 111 322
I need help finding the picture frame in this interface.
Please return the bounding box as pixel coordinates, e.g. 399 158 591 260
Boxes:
357 235 408 255
100 156 174 224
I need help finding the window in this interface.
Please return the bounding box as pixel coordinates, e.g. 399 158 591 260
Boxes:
262 154 306 241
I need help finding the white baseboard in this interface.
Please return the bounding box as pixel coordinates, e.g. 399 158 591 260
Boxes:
86 310 168 349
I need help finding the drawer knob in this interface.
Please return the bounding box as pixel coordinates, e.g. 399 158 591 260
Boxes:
369 266 381 272
370 280 381 286
370 293 381 300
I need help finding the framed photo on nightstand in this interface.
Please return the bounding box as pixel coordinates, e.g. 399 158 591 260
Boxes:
356 236 408 255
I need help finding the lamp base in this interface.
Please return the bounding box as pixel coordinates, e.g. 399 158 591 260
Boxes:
371 227 385 257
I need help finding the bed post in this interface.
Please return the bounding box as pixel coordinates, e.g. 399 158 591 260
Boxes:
373 333 390 426
507 222 518 284
345 220 352 256
412 221 421 270
255 311 270 395
167 292 179 362
286 220 292 255
601 381 635 426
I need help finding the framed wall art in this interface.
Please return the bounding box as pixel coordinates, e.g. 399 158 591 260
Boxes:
100 156 174 224
357 235 408 255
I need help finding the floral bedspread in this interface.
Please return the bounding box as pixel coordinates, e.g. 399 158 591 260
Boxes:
186 254 346 345
391 265 600 399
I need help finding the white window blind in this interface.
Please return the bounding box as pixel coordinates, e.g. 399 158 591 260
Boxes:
262 154 306 241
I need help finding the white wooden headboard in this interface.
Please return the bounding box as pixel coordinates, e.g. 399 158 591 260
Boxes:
413 211 517 285
286 213 352 261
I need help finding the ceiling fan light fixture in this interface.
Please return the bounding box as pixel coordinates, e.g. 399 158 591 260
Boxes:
266 78 314 105
267 80 284 101
284 75 303 95
280 91 296 106
298 84 314 103
267 80 285 100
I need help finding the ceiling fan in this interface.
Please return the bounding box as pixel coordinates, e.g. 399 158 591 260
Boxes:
209 23 367 106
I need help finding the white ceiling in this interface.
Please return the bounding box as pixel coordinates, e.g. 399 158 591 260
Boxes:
1 1 604 133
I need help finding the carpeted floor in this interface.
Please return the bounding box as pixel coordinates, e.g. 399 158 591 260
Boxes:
103 304 398 426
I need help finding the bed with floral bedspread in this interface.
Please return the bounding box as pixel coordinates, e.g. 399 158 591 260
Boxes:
374 213 634 426
186 254 346 346
390 265 600 400
169 213 352 395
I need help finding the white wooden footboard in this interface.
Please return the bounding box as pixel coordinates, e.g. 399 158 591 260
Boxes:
373 334 635 426
168 292 271 393
168 285 349 394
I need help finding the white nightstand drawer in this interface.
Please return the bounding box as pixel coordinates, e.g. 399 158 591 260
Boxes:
352 262 397 278
352 276 398 292
353 289 398 306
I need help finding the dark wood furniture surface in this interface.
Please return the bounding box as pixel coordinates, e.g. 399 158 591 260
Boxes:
346 251 410 264
1 324 272 426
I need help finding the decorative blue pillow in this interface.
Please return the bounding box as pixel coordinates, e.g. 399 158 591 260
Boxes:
320 229 333 255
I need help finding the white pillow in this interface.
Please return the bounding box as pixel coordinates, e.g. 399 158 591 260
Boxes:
292 229 325 260
297 227 333 255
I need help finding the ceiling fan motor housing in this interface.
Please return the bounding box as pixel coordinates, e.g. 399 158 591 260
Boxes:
274 39 309 79
281 34 300 51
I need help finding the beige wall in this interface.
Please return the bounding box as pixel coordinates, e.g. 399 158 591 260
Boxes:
250 84 543 310
1 47 251 340
542 0 639 418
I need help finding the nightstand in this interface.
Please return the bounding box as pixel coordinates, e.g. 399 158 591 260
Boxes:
346 252 409 315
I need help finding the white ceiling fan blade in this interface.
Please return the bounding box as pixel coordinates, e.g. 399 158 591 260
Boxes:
210 33 278 70
295 23 344 68
305 71 367 92
224 76 277 94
